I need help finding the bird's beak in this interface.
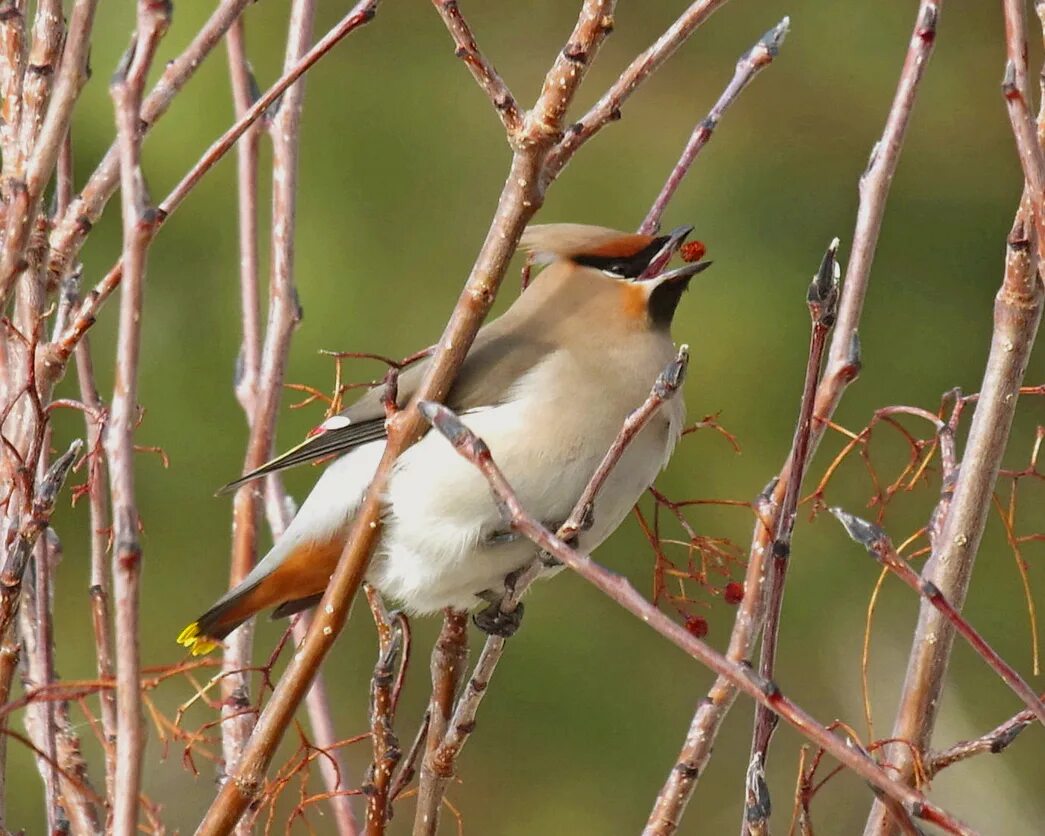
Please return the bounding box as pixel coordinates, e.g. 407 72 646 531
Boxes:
650 258 713 285
639 224 695 279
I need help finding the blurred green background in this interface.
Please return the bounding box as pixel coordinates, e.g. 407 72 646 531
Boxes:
10 0 1044 833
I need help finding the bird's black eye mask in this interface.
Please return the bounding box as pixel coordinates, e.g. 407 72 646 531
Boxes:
571 235 671 278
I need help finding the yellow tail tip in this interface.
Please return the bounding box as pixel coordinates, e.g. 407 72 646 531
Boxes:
176 622 221 656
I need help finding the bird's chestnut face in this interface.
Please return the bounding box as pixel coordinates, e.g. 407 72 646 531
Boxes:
572 234 671 278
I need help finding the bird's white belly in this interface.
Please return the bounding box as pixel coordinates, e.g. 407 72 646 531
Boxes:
285 359 683 615
369 399 680 614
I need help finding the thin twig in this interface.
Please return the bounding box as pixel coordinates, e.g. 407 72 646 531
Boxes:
545 0 732 183
74 338 117 812
430 0 520 135
40 0 381 390
419 401 974 836
744 241 840 833
831 508 1045 728
0 439 81 640
105 5 169 833
928 698 1042 777
644 5 941 832
640 17 789 235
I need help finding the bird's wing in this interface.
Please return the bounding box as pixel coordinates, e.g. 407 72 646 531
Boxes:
216 326 551 495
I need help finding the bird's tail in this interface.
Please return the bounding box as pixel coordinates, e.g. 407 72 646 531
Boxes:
177 534 347 656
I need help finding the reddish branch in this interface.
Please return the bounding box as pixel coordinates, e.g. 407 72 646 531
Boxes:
419 401 974 836
218 19 265 835
743 240 839 832
430 0 520 134
413 611 469 836
363 586 406 835
640 17 788 235
105 4 169 834
830 508 1045 728
41 0 381 388
928 697 1043 776
643 5 940 833
411 346 690 830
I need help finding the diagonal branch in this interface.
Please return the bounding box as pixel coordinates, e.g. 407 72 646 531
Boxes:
431 0 520 134
419 401 974 836
644 5 941 832
640 16 788 235
195 4 619 831
413 346 690 830
545 0 732 182
831 508 1045 728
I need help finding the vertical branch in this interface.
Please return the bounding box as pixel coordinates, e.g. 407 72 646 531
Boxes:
363 586 404 836
105 4 169 835
412 610 468 836
743 242 839 833
0 0 96 302
643 5 940 832
863 212 1043 835
0 639 17 831
219 20 263 826
75 341 117 810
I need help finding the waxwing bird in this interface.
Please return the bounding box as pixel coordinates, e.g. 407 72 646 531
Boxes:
177 223 710 655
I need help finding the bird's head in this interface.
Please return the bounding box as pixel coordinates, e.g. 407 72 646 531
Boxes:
520 223 711 330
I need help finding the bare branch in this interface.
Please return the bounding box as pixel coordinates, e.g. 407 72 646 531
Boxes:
928 699 1042 776
431 0 520 135
0 440 81 644
413 610 468 836
0 0 96 303
105 4 169 833
546 0 731 181
830 507 1045 727
743 240 840 830
644 6 941 830
196 3 617 830
419 401 974 836
640 17 788 235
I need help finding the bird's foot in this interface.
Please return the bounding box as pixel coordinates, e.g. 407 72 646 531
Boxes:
473 568 526 637
473 598 524 638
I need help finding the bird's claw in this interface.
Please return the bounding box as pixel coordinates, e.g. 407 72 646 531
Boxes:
473 599 524 638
